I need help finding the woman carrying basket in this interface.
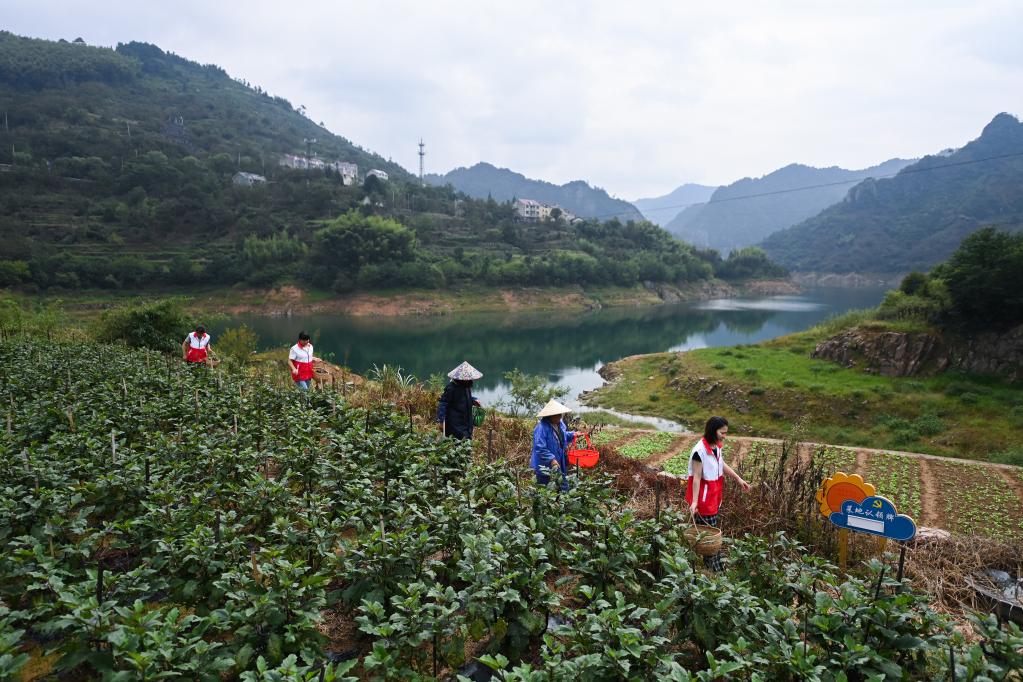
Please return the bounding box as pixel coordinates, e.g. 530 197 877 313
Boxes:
684 416 751 572
530 400 577 492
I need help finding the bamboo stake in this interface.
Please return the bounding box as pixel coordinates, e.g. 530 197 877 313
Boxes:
110 430 117 463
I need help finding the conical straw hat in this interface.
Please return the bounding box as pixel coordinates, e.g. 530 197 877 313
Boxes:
447 361 483 380
536 399 572 418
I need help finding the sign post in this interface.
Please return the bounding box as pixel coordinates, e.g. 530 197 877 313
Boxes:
816 472 917 571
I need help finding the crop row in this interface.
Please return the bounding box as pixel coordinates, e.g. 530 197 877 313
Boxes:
616 431 675 460
864 453 923 519
930 460 1023 540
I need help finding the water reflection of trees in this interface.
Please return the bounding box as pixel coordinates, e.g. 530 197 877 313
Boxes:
233 304 778 390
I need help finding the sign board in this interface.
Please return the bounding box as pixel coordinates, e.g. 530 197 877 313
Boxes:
816 472 917 542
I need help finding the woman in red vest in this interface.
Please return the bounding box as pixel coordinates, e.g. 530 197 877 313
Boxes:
684 416 751 572
288 331 321 390
182 325 214 366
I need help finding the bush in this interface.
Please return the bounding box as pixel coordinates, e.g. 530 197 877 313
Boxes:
90 298 192 352
913 414 945 436
217 325 259 364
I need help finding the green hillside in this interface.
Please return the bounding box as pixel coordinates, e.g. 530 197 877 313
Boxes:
0 32 782 294
761 113 1023 273
665 158 914 253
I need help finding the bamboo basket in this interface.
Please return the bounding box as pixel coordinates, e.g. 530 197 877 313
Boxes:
684 511 723 556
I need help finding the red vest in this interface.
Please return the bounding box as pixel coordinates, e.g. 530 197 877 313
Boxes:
291 343 315 381
185 332 209 363
685 438 725 516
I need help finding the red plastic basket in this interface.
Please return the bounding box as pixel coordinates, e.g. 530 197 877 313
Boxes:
567 432 600 468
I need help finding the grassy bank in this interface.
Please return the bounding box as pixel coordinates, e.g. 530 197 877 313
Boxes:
586 317 1023 463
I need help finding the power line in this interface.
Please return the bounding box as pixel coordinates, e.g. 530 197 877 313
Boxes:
595 149 1023 221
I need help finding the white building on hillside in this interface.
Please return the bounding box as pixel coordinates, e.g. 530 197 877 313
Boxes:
366 169 389 181
232 172 267 187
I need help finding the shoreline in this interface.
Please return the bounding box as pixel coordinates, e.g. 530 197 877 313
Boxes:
13 279 802 318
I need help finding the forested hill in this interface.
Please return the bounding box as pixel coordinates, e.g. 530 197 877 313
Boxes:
761 113 1023 274
0 33 409 178
425 162 644 221
0 32 785 293
666 158 914 253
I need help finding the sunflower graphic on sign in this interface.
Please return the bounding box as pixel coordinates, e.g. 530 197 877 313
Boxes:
816 472 917 542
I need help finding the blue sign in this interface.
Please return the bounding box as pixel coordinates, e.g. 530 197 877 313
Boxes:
828 495 917 541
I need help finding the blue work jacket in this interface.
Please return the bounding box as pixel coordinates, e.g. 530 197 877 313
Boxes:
530 419 576 478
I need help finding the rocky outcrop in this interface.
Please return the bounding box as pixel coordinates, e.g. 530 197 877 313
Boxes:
812 324 1023 381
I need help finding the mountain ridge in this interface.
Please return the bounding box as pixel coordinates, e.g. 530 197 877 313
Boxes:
631 183 717 226
666 157 915 253
426 161 644 221
761 112 1023 274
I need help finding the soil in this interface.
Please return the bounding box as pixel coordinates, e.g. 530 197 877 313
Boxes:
918 457 944 528
855 450 869 477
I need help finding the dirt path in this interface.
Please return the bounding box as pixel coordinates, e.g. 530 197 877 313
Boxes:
855 450 869 477
918 457 944 528
643 433 694 468
729 439 752 468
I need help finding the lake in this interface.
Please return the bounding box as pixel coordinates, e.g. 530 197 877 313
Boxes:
223 288 885 425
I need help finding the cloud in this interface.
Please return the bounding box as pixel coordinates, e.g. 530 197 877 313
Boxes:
5 0 1023 197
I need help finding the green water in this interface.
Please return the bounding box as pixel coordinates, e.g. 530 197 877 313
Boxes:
221 288 884 421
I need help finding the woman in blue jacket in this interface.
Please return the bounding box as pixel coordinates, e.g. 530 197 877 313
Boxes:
530 399 577 491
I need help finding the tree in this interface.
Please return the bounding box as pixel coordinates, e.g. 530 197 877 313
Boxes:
499 369 569 417
939 227 1023 329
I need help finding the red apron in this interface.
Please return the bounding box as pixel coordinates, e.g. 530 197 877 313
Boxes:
292 344 314 381
685 438 724 516
186 332 209 363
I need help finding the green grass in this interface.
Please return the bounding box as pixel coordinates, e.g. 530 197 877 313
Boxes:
587 326 1023 461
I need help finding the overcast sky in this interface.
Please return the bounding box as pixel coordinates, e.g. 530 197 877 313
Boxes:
7 1 1023 198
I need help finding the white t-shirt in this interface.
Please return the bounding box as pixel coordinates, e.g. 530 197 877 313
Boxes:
289 343 314 363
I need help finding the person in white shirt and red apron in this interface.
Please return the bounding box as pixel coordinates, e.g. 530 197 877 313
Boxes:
182 325 214 367
684 416 751 572
288 331 321 390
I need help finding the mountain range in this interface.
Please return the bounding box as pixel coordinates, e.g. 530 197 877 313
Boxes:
665 158 915 254
425 162 644 221
631 183 717 226
761 112 1023 274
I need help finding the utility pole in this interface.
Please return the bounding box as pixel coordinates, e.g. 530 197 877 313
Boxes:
303 137 316 168
418 139 425 187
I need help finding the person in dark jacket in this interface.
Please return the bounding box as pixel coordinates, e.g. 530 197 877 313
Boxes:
437 361 483 440
530 399 577 491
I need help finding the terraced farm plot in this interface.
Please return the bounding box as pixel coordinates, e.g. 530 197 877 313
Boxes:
929 460 1023 539
618 431 675 460
864 452 923 519
812 445 858 476
591 428 630 446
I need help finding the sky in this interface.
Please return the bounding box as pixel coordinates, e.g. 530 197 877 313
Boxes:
6 1 1023 199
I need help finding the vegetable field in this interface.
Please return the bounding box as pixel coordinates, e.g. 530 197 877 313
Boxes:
2 342 1023 680
603 428 1023 542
